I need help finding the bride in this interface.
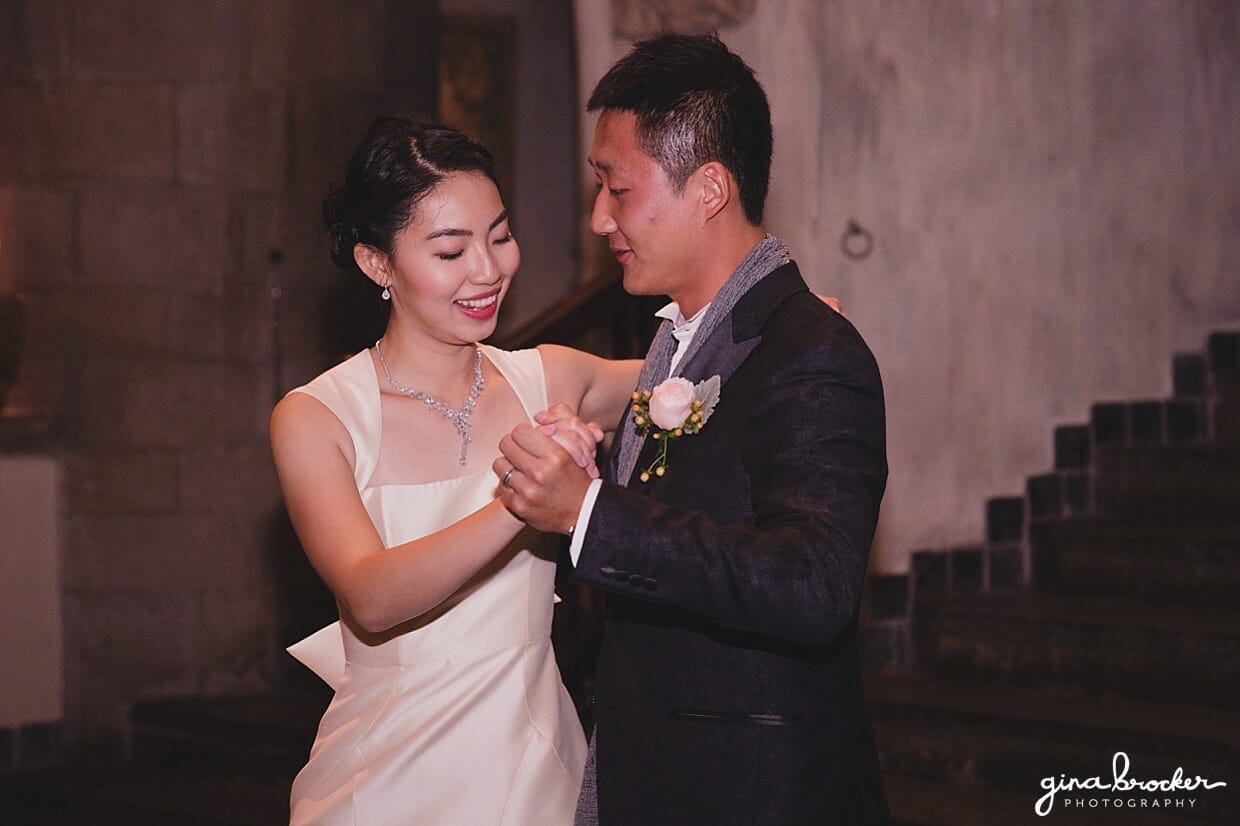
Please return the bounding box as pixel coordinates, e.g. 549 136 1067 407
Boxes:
271 116 639 825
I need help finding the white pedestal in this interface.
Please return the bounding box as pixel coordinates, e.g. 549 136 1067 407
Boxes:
0 455 63 729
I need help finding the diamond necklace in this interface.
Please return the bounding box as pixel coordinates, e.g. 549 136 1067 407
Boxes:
374 339 485 465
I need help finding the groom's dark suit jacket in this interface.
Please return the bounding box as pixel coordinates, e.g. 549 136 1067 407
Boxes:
574 262 890 825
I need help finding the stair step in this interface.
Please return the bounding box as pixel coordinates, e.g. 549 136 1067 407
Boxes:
885 774 1227 826
867 672 1240 751
1031 519 1240 597
1206 331 1240 376
870 673 1239 823
913 592 1240 706
130 692 326 778
1204 327 1239 446
0 765 288 825
1092 445 1240 522
1213 395 1240 444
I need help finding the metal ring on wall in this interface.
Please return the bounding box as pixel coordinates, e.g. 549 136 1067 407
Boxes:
841 220 874 260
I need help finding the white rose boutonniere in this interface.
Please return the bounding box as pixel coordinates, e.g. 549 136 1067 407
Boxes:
630 375 721 482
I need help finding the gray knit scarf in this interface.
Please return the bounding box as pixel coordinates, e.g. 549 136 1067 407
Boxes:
611 233 790 486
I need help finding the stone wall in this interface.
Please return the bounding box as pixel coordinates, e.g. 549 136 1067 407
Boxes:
0 0 437 757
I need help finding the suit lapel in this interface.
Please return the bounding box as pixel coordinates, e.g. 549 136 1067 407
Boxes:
621 262 810 489
676 320 760 386
680 262 808 386
605 405 628 484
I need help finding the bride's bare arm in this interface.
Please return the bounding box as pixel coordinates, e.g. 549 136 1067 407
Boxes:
537 344 643 431
271 393 525 634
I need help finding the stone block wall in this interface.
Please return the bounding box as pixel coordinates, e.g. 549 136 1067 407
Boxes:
0 0 437 757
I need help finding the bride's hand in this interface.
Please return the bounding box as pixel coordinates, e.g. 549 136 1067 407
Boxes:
816 294 847 318
534 403 604 479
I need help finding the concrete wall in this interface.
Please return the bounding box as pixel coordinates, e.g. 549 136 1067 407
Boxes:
576 0 1240 572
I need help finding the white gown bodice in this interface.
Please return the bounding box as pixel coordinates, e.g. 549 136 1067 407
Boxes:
285 345 586 826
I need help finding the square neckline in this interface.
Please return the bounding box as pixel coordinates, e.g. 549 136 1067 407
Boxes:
361 344 538 490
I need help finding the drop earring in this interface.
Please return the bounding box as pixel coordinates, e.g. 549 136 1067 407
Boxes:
381 284 391 301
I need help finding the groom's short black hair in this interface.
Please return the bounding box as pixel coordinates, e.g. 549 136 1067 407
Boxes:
588 32 773 226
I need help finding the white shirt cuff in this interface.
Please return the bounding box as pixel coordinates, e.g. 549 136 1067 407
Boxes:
567 478 604 566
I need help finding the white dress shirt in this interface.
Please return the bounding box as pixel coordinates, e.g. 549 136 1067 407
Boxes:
567 301 711 563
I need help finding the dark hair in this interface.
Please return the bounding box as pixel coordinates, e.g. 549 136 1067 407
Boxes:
322 116 499 269
587 32 772 225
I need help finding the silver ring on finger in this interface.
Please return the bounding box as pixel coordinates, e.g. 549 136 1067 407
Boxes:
501 467 516 488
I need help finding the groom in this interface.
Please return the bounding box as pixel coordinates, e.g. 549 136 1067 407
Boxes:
497 33 890 825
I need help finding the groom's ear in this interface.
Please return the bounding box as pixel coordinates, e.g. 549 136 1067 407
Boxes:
696 161 733 223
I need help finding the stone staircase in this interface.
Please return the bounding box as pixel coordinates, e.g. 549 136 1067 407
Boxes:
863 330 1240 825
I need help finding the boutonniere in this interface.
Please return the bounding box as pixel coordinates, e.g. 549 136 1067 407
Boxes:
630 375 721 482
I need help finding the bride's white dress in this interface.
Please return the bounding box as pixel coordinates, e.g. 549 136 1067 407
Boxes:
285 345 587 825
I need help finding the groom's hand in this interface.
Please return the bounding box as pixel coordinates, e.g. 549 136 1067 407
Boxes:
494 424 593 535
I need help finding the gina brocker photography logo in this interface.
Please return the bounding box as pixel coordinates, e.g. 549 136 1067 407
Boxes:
1036 751 1228 816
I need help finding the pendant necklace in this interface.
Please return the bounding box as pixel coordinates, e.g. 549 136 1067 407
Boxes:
374 339 484 465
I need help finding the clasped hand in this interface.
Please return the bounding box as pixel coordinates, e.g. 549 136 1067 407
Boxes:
494 403 602 535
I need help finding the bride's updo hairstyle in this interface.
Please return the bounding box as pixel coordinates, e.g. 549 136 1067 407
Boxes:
322 116 500 272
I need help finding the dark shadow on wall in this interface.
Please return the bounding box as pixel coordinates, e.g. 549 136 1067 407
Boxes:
319 270 391 361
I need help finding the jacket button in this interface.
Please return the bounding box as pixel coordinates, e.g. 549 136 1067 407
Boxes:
642 577 658 589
